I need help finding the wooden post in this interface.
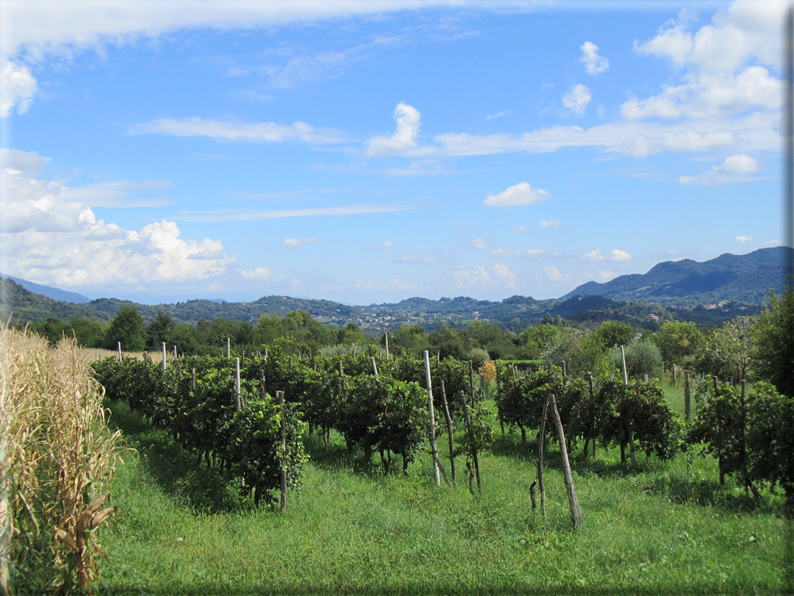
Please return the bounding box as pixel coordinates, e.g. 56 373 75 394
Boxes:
385 332 389 361
227 337 231 360
620 345 628 386
460 391 481 494
713 375 719 395
588 372 596 459
260 371 266 399
338 361 344 377
162 342 167 371
468 361 475 401
549 393 584 530
276 391 287 513
643 373 649 384
684 370 691 424
440 380 456 487
511 363 517 382
235 357 241 411
423 351 441 487
371 356 378 376
117 341 122 362
562 360 567 382
191 356 196 391
173 345 177 360
537 392 549 518
673 363 677 383
264 348 268 363
479 370 485 400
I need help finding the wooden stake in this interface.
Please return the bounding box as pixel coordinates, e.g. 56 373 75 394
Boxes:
549 393 584 530
460 391 481 494
685 370 691 424
371 356 378 376
235 357 241 411
423 351 441 487
277 390 287 513
385 332 389 361
227 337 231 360
440 380 456 487
117 341 122 362
620 345 628 386
162 342 167 371
537 392 549 518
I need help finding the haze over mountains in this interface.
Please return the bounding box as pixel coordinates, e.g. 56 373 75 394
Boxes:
2 247 789 331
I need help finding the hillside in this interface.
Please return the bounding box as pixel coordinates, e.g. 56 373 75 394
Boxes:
561 247 791 305
0 273 90 303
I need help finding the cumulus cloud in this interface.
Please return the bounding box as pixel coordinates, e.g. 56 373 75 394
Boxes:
513 225 528 233
485 182 551 207
0 149 231 288
736 235 753 244
625 2 783 120
1 61 37 117
493 264 516 288
580 41 609 75
453 265 491 287
282 237 320 247
491 248 520 257
377 241 394 247
539 220 560 228
581 248 632 262
239 267 271 280
526 249 544 257
366 103 421 157
679 153 758 185
562 84 591 115
470 238 487 249
544 266 571 282
597 269 615 280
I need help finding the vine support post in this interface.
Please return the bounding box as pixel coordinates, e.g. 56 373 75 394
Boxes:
588 372 596 459
620 345 628 386
479 370 485 400
384 332 389 361
276 390 287 513
685 370 691 424
173 345 177 361
440 380 456 487
227 338 230 361
235 357 241 411
191 356 196 391
468 361 475 402
162 342 167 371
537 391 549 518
673 363 677 383
549 393 584 530
371 357 378 376
423 351 441 487
562 360 567 385
117 341 122 362
511 363 517 382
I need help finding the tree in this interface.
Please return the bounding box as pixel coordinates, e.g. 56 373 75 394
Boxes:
706 316 755 381
146 311 175 350
610 338 663 380
752 289 794 397
592 320 634 349
104 305 146 351
654 321 705 366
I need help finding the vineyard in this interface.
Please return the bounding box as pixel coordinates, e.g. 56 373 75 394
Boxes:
5 328 792 593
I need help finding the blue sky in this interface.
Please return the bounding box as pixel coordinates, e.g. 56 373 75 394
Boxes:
0 0 784 305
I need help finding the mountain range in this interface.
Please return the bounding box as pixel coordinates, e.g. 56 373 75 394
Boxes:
2 247 789 330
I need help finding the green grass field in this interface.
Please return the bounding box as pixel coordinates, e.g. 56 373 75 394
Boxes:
92 390 790 595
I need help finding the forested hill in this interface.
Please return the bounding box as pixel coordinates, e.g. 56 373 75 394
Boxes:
0 273 90 303
561 247 792 305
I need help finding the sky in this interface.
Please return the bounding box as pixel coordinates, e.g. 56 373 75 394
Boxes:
0 0 786 306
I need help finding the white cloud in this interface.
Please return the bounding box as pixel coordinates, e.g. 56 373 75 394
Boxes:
562 84 591 115
544 266 570 282
679 153 758 185
539 219 560 228
282 237 320 247
484 182 551 207
177 203 411 222
580 41 609 75
396 255 438 264
625 2 784 121
392 278 422 292
378 241 395 247
526 249 544 257
453 265 491 287
366 103 422 157
581 248 631 262
736 235 753 244
486 110 510 121
356 279 378 290
597 269 615 280
0 150 231 288
470 238 487 249
0 61 37 117
513 225 528 233
239 267 271 280
491 248 520 257
493 264 516 288
131 117 348 144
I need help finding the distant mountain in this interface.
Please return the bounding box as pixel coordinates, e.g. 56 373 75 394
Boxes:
0 278 114 324
0 273 91 304
561 247 792 305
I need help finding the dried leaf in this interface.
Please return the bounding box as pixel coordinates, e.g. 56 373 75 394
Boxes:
54 528 78 552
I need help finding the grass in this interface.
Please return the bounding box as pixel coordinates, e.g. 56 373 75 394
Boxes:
91 389 790 595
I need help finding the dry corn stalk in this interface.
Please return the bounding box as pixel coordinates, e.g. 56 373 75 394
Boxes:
0 324 123 592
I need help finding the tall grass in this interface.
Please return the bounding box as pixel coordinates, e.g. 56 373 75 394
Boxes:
1 324 124 592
